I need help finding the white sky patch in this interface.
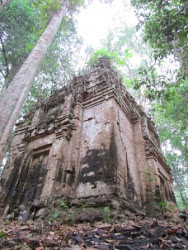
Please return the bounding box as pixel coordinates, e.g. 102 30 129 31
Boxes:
76 0 138 49
74 0 179 80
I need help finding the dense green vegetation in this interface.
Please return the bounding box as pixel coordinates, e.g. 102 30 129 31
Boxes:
131 0 188 75
0 0 40 90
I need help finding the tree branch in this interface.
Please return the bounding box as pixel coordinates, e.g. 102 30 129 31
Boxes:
0 68 5 78
0 36 10 81
0 0 11 11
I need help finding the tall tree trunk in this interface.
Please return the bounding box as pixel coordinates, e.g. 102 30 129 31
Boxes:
0 4 68 163
0 0 11 11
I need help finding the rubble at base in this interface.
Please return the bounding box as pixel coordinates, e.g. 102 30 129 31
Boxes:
0 214 188 249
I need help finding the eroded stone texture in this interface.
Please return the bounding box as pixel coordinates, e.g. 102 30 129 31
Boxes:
0 58 176 218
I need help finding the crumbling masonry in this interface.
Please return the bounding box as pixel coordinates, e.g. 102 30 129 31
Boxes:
0 58 175 219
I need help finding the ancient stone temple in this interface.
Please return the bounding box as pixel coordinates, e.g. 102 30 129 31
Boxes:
0 58 175 219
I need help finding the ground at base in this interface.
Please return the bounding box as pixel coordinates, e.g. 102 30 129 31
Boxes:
0 216 188 249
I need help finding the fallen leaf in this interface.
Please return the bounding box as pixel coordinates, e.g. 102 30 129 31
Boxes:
19 225 30 230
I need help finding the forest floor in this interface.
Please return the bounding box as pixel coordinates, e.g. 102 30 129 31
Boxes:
0 216 188 249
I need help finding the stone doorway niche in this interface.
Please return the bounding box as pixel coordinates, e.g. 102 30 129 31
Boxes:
19 144 51 210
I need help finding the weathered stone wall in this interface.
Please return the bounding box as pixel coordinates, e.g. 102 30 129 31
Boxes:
0 58 176 219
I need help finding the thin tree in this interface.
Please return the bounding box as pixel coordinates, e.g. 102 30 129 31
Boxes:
0 3 69 163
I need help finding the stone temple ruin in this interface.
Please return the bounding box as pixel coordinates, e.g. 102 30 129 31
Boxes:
0 58 175 220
